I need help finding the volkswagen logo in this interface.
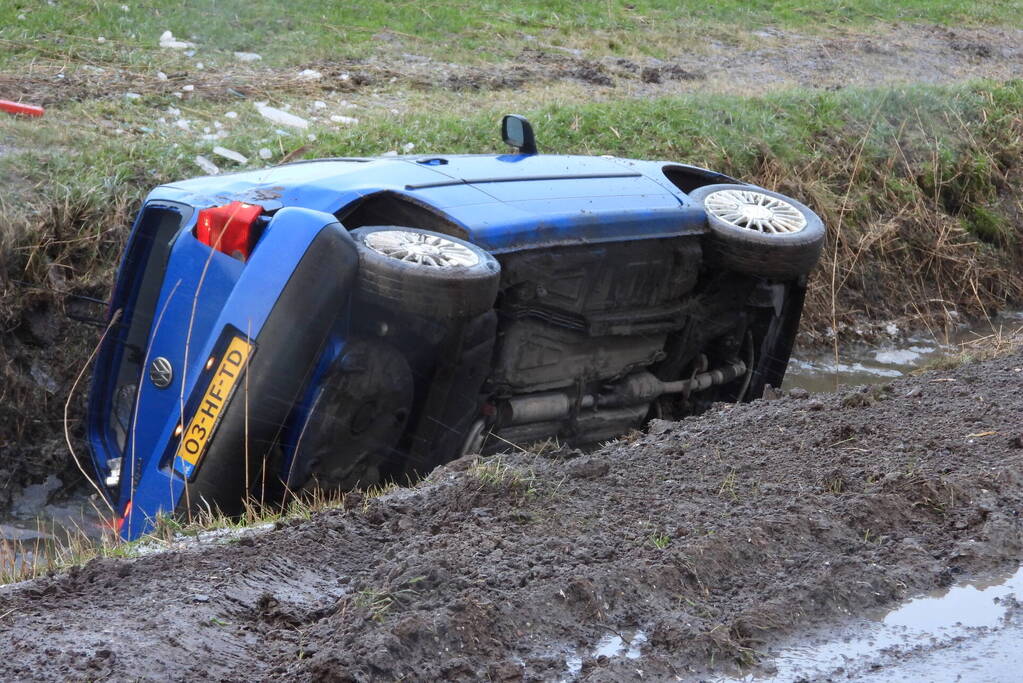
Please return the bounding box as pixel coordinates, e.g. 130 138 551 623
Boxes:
149 357 174 389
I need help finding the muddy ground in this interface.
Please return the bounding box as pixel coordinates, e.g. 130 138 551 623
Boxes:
2 24 1022 106
0 351 1020 681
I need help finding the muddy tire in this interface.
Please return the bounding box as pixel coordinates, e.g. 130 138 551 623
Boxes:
690 184 825 279
351 226 501 319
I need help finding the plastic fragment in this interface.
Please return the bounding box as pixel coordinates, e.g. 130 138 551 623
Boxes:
258 148 273 160
234 52 262 62
156 71 168 81
212 146 248 164
124 92 142 100
0 100 45 117
195 155 220 175
224 111 238 119
254 102 308 129
182 84 194 92
403 142 415 152
296 69 322 81
159 30 195 50
329 115 359 125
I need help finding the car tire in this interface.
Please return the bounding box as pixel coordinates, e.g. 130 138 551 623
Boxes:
351 226 501 319
689 184 825 279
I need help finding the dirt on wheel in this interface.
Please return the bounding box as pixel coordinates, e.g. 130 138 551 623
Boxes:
1 350 1021 681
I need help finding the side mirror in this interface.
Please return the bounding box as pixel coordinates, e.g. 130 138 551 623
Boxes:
501 114 537 155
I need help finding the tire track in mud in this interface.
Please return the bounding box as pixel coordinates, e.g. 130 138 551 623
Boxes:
1 351 1022 680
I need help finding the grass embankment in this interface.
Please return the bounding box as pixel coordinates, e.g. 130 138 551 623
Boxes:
3 80 1022 330
2 0 1019 68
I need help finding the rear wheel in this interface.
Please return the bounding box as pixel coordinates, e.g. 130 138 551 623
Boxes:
290 340 414 491
351 226 501 319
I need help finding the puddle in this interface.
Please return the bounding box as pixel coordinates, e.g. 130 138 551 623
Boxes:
784 313 1023 394
1 496 108 576
562 629 647 680
723 566 1023 682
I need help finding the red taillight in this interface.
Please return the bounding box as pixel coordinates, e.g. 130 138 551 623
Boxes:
196 201 263 260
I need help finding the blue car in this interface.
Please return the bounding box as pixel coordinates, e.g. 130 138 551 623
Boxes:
88 116 825 540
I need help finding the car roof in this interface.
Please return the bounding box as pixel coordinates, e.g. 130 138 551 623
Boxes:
156 154 709 253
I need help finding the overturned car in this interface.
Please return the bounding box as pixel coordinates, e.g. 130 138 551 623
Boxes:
88 116 825 540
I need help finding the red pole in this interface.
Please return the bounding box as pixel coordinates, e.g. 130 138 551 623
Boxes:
0 99 45 117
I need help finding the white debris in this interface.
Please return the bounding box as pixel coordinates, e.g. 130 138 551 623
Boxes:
212 146 249 164
182 84 195 92
224 111 238 119
121 5 129 11
313 100 327 109
97 36 106 44
329 115 359 125
307 134 317 142
202 126 211 133
296 69 322 81
195 155 220 175
124 92 142 100
159 30 195 50
213 121 223 129
195 62 204 70
254 102 308 129
156 71 168 81
338 72 350 81
258 148 273 160
174 118 190 131
381 150 399 157
402 142 415 153
234 51 262 62
166 106 181 116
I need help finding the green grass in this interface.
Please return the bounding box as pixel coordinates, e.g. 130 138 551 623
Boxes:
1 0 1021 68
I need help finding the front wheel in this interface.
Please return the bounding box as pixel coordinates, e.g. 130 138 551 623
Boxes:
690 184 825 279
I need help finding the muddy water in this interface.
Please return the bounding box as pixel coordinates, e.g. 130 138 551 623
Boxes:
729 567 1023 682
784 313 1023 394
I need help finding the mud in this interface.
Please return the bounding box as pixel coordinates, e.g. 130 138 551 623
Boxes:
3 24 1023 105
0 350 1021 680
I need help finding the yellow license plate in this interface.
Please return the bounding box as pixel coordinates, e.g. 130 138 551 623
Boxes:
174 335 254 479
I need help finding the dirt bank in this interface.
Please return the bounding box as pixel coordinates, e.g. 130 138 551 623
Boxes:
0 350 1020 681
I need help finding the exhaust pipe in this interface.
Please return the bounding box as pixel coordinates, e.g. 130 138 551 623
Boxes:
502 360 747 426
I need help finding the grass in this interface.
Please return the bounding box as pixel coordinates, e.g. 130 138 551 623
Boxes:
2 0 1021 70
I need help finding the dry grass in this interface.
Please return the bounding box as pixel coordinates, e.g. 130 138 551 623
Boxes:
0 482 398 586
